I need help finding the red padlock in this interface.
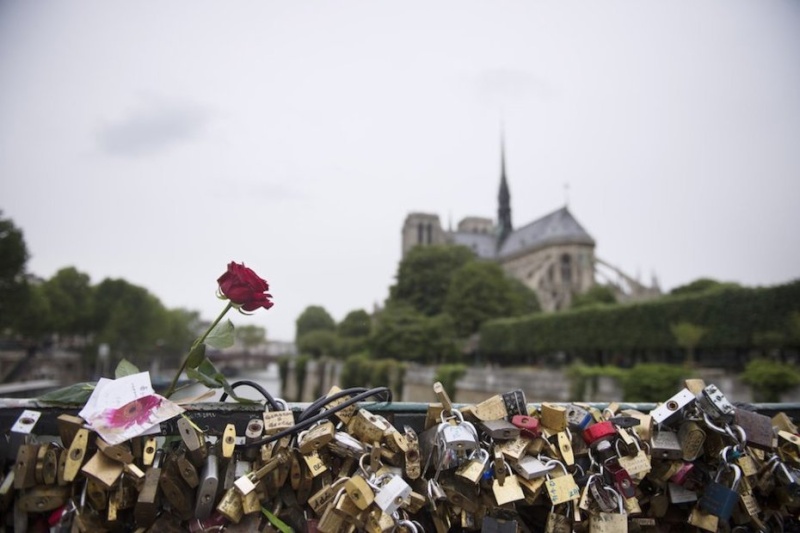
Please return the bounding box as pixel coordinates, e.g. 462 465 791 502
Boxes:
511 414 541 439
583 420 616 446
605 459 636 499
669 462 695 486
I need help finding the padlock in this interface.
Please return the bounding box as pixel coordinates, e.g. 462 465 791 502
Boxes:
667 481 698 504
216 485 245 523
244 418 265 461
160 452 195 520
615 440 651 480
589 485 628 533
142 435 158 466
176 447 200 488
298 420 336 454
543 459 580 505
650 388 695 426
492 459 525 505
734 408 774 451
481 515 518 532
650 429 683 461
544 503 572 533
16 485 70 513
221 423 237 460
696 384 735 423
81 449 124 489
456 448 490 483
195 445 220 520
135 448 163 527
178 416 208 466
55 414 84 450
329 430 366 459
345 473 375 510
603 458 636 499
511 454 554 481
541 403 568 432
478 419 520 440
688 505 720 532
555 430 574 466
349 410 392 443
372 474 412 514
566 404 594 430
96 438 134 465
677 420 706 461
14 444 40 489
496 435 531 462
698 463 742 521
583 421 616 447
63 428 90 483
511 414 541 439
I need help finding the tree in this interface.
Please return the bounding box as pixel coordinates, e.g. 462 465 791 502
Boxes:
670 278 739 296
741 359 800 402
236 325 267 350
670 321 707 367
0 211 30 332
295 305 336 341
389 245 475 316
338 309 372 338
42 267 94 340
368 303 457 364
444 261 530 337
297 329 339 358
571 285 617 310
505 277 541 316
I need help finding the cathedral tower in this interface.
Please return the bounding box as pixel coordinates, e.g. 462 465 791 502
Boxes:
497 137 513 246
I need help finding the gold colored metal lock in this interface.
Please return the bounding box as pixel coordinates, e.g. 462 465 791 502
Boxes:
303 450 328 478
384 428 409 453
299 421 336 454
541 403 568 432
241 487 261 515
364 508 395 533
688 505 720 532
176 448 200 488
264 409 295 435
217 486 245 524
160 455 195 520
678 420 706 462
16 485 70 513
589 487 628 533
64 428 90 483
403 426 421 480
492 467 525 505
345 473 375 510
135 449 163 527
97 438 134 464
544 461 580 505
325 386 357 424
544 505 572 533
496 435 530 462
86 477 108 510
14 443 40 489
178 416 208 466
317 490 349 533
81 450 124 489
456 448 489 484
142 436 157 466
221 423 237 460
41 446 59 485
556 431 574 466
348 410 391 443
56 414 85 448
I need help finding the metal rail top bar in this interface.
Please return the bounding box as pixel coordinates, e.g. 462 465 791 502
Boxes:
2 399 799 439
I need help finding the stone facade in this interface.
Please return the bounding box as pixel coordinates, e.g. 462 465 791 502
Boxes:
401 151 659 309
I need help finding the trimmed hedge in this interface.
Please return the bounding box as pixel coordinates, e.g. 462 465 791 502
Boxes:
479 281 800 366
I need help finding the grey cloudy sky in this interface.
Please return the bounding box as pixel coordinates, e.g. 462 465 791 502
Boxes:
1 1 799 342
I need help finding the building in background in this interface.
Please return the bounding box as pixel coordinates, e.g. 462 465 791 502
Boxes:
401 145 660 310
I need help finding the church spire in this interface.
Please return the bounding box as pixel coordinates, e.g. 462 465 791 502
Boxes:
497 133 513 245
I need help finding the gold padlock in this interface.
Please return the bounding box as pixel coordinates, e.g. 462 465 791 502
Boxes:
540 403 568 432
81 450 124 489
216 486 245 523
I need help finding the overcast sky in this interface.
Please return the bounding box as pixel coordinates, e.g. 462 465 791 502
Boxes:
1 1 799 342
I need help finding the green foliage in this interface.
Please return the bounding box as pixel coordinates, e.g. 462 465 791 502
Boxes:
670 278 740 296
340 353 372 389
294 355 310 401
390 245 475 316
566 363 627 400
338 309 372 338
295 305 336 341
42 267 94 337
369 303 457 364
505 277 541 315
444 261 535 337
434 364 467 401
741 359 800 402
622 364 689 402
277 357 290 397
0 211 30 332
297 329 339 358
480 280 800 365
670 322 707 366
571 285 617 309
236 325 266 348
340 354 407 396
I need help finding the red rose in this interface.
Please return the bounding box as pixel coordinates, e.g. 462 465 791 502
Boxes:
217 262 274 312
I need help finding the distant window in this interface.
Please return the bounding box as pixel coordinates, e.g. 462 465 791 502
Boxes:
561 254 572 284
417 223 424 244
426 223 432 244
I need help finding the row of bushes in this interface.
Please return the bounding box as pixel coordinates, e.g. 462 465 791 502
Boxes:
480 281 800 365
570 359 800 402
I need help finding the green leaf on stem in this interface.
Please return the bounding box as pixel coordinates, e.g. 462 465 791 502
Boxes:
185 357 256 404
205 319 235 349
114 359 140 379
38 382 96 404
185 343 206 369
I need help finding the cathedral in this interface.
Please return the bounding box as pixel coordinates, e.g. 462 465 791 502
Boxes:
401 148 660 311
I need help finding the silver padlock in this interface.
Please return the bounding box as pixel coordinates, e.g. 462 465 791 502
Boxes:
696 384 735 424
668 481 698 504
650 388 695 426
372 474 412 514
194 446 219 520
513 455 556 480
651 430 683 461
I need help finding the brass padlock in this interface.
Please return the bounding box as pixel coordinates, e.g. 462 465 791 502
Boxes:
298 421 336 454
14 444 40 489
178 417 208 466
81 449 124 489
97 438 134 464
216 486 245 523
135 448 164 527
540 403 568 433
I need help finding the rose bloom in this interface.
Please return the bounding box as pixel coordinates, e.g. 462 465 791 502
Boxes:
217 261 274 312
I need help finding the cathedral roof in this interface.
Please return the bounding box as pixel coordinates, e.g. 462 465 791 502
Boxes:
497 206 595 258
450 231 498 259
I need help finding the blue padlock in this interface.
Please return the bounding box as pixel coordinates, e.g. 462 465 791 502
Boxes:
699 463 742 522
